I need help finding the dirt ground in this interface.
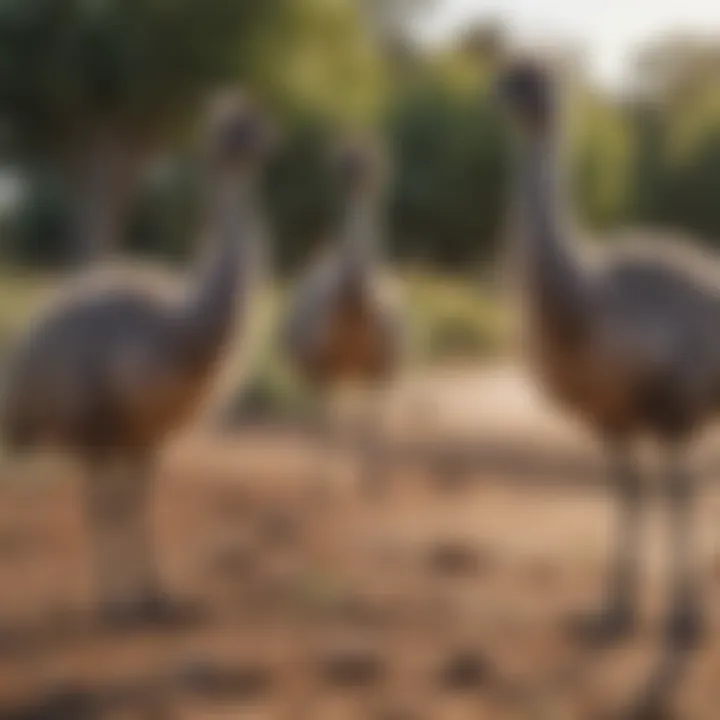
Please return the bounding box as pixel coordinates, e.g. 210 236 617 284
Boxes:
1 368 720 719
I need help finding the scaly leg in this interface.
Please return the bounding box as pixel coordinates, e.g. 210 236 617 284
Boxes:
308 398 337 500
663 448 703 648
575 441 641 642
356 390 388 498
86 452 181 627
85 455 124 619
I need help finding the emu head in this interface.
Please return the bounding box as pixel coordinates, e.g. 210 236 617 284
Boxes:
333 136 386 200
495 59 557 136
205 92 277 174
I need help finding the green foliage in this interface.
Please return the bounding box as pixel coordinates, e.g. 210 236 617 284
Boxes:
126 158 200 262
386 82 509 268
630 39 720 241
0 269 48 353
3 2 720 271
572 93 633 229
402 270 507 363
257 0 383 123
0 0 291 262
3 174 73 267
0 0 286 155
265 117 339 272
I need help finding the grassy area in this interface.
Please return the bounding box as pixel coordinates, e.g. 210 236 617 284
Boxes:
0 269 50 353
0 268 509 420
402 270 509 364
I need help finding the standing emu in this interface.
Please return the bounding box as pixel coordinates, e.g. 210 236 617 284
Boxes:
283 139 404 494
497 60 720 647
0 95 273 625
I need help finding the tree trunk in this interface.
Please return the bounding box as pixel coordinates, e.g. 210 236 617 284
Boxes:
65 134 140 265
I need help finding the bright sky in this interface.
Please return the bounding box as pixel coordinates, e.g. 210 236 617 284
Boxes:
419 0 720 88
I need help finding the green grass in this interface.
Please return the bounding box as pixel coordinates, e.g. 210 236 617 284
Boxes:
0 268 509 420
0 269 51 355
402 270 509 364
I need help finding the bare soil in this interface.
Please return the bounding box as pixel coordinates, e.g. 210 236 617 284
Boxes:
1 368 720 719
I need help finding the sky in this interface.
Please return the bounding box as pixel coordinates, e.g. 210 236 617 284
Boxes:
418 0 720 89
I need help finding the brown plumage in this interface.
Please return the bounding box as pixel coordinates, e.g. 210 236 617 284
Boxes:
498 59 720 647
0 93 273 625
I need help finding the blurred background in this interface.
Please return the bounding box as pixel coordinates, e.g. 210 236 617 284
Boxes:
1 1 720 718
3 0 720 372
1 0 720 378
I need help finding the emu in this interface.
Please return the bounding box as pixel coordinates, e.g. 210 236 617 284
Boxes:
0 95 273 626
497 60 720 647
283 140 404 495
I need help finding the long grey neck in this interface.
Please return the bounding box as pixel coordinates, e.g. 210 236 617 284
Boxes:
179 172 261 367
339 192 379 287
513 129 589 341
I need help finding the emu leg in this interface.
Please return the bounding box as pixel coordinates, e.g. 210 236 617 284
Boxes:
664 450 702 648
307 400 336 500
357 393 387 498
86 454 168 627
576 443 641 642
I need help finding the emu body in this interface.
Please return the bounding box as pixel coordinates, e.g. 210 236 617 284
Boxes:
526 245 720 438
3 286 222 452
499 61 719 647
284 142 403 494
0 96 270 624
287 256 401 388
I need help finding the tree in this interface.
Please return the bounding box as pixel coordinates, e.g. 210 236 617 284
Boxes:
628 35 720 242
387 81 509 269
571 91 633 230
357 0 436 41
0 0 286 262
255 0 384 124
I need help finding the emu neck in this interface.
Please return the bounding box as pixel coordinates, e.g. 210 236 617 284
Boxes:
339 193 378 291
514 131 588 342
180 173 260 369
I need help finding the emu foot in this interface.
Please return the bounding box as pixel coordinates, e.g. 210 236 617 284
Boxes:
665 605 704 650
99 592 203 631
567 602 637 646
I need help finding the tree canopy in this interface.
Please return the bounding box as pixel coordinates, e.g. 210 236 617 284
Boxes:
0 0 285 156
1 2 720 269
